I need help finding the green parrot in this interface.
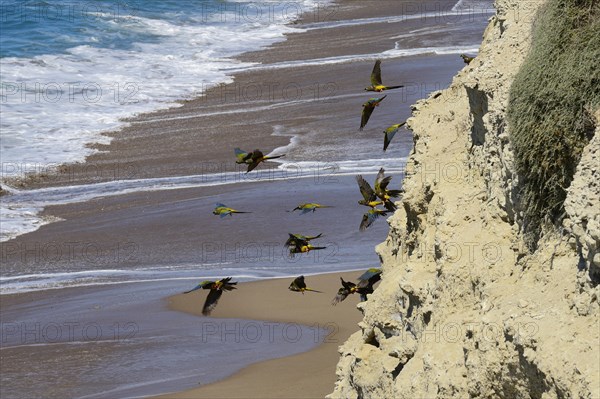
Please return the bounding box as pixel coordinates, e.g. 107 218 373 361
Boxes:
460 54 475 64
364 60 404 92
373 168 402 211
356 175 384 208
383 122 406 151
331 268 382 305
213 203 251 217
288 275 322 294
291 203 333 214
360 95 387 131
286 233 326 256
357 171 398 212
285 233 323 247
183 277 238 316
237 149 285 173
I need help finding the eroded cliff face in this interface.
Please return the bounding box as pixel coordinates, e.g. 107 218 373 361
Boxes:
330 0 599 398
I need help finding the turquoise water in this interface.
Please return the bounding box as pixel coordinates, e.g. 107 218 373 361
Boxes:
0 0 494 289
0 1 494 397
0 0 322 170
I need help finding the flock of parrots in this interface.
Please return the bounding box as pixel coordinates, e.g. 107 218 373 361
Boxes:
186 56 475 316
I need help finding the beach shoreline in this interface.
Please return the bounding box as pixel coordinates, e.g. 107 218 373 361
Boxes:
1 0 480 192
155 270 367 399
0 0 493 397
0 271 368 399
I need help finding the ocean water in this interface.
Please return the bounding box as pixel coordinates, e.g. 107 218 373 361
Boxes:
1 0 494 290
0 280 328 399
0 1 495 398
0 0 323 172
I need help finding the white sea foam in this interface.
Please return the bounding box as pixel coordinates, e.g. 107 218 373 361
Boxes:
0 0 490 180
0 264 235 294
0 157 405 243
0 3 322 177
1 0 489 263
0 262 369 294
302 1 494 31
244 44 481 71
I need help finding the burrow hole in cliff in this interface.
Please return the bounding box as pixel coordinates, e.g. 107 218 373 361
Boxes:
391 351 414 380
423 310 432 325
365 331 380 348
405 292 421 319
465 85 489 148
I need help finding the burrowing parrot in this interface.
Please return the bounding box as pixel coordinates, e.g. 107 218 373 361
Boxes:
213 203 251 217
183 277 238 316
288 275 322 294
360 95 387 131
365 60 404 92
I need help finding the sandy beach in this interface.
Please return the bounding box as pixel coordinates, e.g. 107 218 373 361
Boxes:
0 271 367 399
0 0 492 397
5 0 480 189
158 271 366 399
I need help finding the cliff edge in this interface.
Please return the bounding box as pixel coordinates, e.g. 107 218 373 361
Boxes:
330 0 599 397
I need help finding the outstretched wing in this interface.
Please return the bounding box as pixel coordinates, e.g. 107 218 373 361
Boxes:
384 128 396 151
331 288 350 305
356 175 376 202
360 209 385 231
359 212 375 231
374 168 387 193
378 176 393 193
301 207 314 215
286 233 309 247
360 104 375 130
246 161 260 173
371 59 382 86
358 268 382 287
384 122 405 151
285 234 296 247
202 289 224 316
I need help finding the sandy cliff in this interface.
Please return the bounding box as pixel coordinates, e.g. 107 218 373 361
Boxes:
330 0 600 397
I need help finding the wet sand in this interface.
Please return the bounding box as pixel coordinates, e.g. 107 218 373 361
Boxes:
0 274 364 399
158 271 367 399
6 0 478 189
0 0 491 397
1 174 392 276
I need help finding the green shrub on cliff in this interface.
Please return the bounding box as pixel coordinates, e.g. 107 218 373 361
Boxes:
507 0 600 248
